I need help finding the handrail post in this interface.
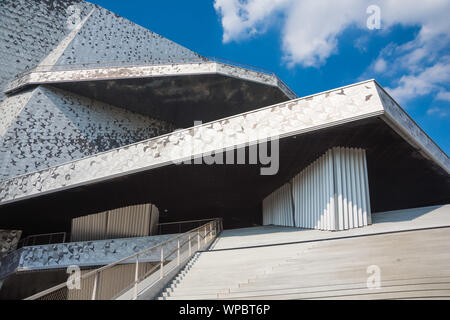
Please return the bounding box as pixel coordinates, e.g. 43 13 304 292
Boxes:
160 247 164 279
204 226 207 245
197 229 200 250
209 223 212 240
133 255 139 300
189 234 192 256
91 271 99 300
177 240 180 266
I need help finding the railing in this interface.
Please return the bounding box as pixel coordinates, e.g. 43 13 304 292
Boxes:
157 217 222 234
24 218 223 300
16 232 67 248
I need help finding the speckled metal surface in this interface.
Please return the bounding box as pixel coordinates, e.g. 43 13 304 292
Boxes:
0 80 384 205
0 86 175 180
376 84 450 174
0 229 22 258
0 0 205 179
0 0 94 105
0 0 203 96
53 5 204 67
0 233 177 279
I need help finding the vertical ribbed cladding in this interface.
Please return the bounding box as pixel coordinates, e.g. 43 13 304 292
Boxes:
262 147 371 231
292 149 336 231
71 211 108 242
106 203 151 239
70 203 160 241
262 183 293 226
149 205 159 235
332 147 371 230
67 262 157 300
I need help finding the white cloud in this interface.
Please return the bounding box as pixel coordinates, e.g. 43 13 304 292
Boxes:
214 0 450 66
385 59 450 103
436 91 450 102
213 0 291 43
214 0 450 103
427 107 448 118
373 58 387 73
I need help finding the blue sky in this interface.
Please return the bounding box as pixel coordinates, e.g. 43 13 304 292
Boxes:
89 0 449 154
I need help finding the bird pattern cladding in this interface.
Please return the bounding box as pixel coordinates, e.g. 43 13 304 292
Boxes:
0 86 175 180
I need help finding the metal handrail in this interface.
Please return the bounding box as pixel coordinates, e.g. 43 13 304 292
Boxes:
17 232 67 248
157 217 223 226
157 217 219 234
24 217 223 300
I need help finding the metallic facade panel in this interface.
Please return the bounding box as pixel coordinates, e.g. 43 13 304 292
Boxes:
264 147 371 231
263 183 293 227
0 81 384 206
67 262 157 300
0 230 22 258
70 203 159 242
71 212 108 242
107 203 151 239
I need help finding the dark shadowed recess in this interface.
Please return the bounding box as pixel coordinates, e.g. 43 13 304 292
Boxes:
51 74 290 128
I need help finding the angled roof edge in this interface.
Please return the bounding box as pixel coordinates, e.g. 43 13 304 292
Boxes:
4 61 297 100
373 80 449 174
0 80 383 205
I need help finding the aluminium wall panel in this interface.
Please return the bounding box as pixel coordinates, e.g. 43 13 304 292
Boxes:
265 147 371 231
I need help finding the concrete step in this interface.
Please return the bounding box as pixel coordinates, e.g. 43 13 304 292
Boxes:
220 281 450 299
238 275 450 290
219 284 450 300
156 227 450 300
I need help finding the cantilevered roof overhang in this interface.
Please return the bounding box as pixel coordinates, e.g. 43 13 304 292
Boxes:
0 79 448 204
5 60 296 127
0 80 449 233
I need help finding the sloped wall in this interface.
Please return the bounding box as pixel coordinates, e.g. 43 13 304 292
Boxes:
0 0 203 103
54 6 204 67
0 0 204 180
0 86 175 180
0 0 94 104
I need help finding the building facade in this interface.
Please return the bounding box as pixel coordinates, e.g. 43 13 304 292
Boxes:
0 0 449 299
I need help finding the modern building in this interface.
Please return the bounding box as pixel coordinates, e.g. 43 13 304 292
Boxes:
0 0 449 300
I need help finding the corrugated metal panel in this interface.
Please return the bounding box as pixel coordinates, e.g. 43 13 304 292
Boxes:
71 203 159 242
332 147 371 230
292 150 336 231
107 203 151 239
71 211 108 242
149 205 159 235
67 262 157 300
262 183 293 226
264 147 371 231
